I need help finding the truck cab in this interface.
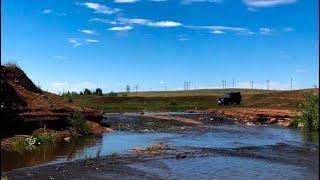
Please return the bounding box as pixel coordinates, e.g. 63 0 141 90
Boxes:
217 92 241 105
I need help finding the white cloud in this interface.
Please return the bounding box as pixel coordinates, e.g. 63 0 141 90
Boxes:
118 18 182 28
283 27 294 32
43 9 53 14
148 21 182 27
259 27 272 35
181 0 223 4
243 0 296 7
186 25 251 35
79 2 119 15
53 56 68 59
42 9 67 16
68 39 82 47
179 37 189 41
85 39 99 43
114 0 139 3
247 7 257 11
50 81 99 93
79 29 96 35
108 26 133 31
211 30 224 34
90 18 118 25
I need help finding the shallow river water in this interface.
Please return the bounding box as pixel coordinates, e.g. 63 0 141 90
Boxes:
1 113 319 179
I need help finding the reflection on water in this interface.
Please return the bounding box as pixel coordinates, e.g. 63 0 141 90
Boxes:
1 132 174 171
302 131 319 144
1 136 100 171
1 125 319 172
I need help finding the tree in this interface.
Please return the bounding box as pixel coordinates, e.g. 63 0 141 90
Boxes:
83 88 92 95
95 88 103 96
107 91 118 97
79 91 84 95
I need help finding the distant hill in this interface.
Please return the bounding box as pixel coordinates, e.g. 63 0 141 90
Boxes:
70 88 318 112
122 88 311 97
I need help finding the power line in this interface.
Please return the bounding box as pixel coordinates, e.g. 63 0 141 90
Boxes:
232 79 235 89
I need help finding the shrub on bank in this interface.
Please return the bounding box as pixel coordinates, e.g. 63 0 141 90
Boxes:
12 133 56 152
293 91 319 131
32 132 56 145
68 112 91 135
289 116 301 128
300 91 319 131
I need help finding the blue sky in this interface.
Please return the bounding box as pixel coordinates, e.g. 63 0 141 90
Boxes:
1 0 319 93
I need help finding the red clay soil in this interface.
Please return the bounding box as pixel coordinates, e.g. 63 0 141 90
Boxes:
1 65 108 138
193 108 300 125
144 114 204 125
87 121 115 135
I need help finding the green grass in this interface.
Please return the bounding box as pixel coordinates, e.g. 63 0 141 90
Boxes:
68 88 316 112
70 96 223 112
119 88 278 97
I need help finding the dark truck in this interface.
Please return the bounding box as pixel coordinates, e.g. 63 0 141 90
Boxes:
217 92 241 105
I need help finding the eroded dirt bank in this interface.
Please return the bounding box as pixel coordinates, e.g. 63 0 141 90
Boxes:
1 65 109 139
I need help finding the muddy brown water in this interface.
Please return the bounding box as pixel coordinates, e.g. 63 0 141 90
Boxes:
1 112 319 179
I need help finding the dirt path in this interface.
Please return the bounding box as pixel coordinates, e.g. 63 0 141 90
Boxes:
143 114 204 125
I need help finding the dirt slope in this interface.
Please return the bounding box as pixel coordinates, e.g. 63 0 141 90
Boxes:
1 65 104 138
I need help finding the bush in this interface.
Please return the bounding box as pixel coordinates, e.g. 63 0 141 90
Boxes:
13 136 37 152
35 85 43 94
2 60 21 69
95 88 103 96
169 101 178 105
111 152 118 157
84 89 92 95
300 91 319 131
68 112 91 135
289 116 301 128
32 132 56 145
107 91 118 97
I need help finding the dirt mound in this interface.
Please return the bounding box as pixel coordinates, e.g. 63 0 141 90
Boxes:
1 65 106 138
1 65 40 94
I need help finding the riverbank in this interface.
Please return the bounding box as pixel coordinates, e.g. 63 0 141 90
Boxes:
190 108 300 127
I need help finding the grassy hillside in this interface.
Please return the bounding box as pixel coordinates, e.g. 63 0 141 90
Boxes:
68 88 318 112
121 88 278 97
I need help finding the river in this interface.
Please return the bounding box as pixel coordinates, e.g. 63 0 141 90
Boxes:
1 112 319 179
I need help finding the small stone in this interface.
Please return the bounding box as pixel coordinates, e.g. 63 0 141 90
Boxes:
282 121 291 127
176 154 187 159
64 137 71 142
298 122 304 128
269 118 278 124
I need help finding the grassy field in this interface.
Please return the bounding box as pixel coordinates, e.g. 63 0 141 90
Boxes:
68 88 317 112
119 88 278 97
